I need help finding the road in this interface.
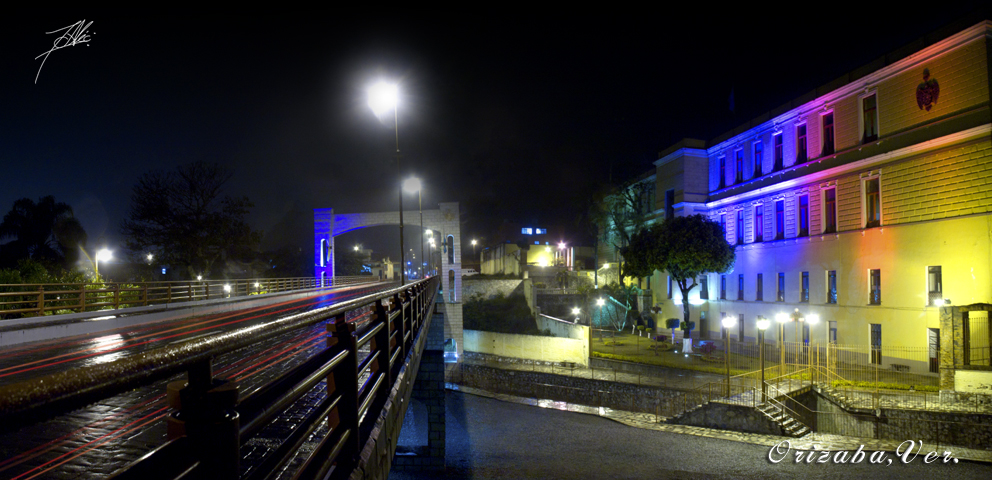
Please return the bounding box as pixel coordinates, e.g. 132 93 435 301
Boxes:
391 391 992 480
0 281 394 480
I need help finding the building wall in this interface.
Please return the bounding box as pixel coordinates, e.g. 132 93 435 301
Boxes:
462 329 589 366
643 22 992 354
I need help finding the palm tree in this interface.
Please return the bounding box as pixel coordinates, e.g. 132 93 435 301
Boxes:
0 196 87 270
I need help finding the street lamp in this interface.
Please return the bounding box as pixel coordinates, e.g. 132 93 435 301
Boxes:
146 252 154 264
572 307 580 324
757 316 770 403
94 248 112 278
367 80 405 286
775 312 788 377
404 176 424 280
722 315 737 397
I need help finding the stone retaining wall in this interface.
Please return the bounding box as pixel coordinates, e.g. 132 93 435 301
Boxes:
668 401 784 436
454 363 689 415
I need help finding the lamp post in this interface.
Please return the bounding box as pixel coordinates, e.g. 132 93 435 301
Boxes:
404 177 424 279
722 315 736 397
95 248 112 279
368 81 405 286
572 307 580 324
806 313 820 382
757 316 770 403
775 312 788 377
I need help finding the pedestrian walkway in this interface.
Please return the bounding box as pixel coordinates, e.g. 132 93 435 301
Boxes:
446 383 992 464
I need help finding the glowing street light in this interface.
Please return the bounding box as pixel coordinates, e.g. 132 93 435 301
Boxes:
367 80 406 286
146 252 154 263
95 248 112 278
572 307 580 323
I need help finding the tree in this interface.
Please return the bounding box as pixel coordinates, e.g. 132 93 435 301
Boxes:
624 215 735 351
335 249 371 276
0 196 87 271
121 162 261 279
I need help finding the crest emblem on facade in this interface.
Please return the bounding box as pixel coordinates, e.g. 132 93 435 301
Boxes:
916 68 939 111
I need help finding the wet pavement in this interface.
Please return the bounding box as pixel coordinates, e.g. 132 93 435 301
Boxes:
391 390 992 479
0 282 392 479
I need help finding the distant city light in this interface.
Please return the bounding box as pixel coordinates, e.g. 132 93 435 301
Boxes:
223 284 231 293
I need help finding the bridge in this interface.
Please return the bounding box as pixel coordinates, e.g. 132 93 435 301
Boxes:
0 275 446 479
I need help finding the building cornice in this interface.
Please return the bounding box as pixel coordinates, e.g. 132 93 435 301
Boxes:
708 20 992 154
654 148 709 167
706 123 992 210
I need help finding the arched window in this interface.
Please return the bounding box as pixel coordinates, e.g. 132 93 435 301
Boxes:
320 239 328 267
447 235 454 264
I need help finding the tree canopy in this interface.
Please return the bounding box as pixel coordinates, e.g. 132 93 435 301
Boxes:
120 162 261 279
623 214 735 326
0 196 87 271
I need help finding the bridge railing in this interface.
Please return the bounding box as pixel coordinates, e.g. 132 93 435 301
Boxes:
0 276 439 480
0 275 378 318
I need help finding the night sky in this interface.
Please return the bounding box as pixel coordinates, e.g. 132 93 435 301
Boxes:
2 7 989 266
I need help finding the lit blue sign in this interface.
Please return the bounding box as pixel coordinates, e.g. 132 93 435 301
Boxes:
521 228 533 235
161 268 166 275
535 228 547 234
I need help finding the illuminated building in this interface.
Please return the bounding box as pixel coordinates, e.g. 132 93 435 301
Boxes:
641 20 992 372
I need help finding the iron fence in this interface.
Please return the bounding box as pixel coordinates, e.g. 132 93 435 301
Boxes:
0 276 378 319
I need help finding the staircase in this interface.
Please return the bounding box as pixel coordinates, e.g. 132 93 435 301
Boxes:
756 402 810 437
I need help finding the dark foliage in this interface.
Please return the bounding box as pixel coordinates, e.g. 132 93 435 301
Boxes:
0 196 87 271
463 293 540 335
120 162 261 279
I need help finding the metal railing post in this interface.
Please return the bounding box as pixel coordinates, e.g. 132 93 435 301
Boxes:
372 299 393 389
165 359 240 480
326 313 360 465
36 286 45 314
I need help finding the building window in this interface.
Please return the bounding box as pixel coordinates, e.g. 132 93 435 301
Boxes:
827 270 837 304
822 112 834 155
753 141 763 178
864 177 881 228
777 273 785 302
737 274 744 301
801 271 809 302
721 275 727 300
700 276 708 299
829 321 837 343
720 214 727 238
928 266 942 306
862 93 878 143
738 313 745 341
773 133 783 171
823 188 837 234
870 323 882 365
869 269 881 305
667 275 673 299
736 210 744 245
719 156 726 189
798 195 809 237
735 149 744 184
754 205 763 242
665 189 675 220
796 124 807 163
756 273 763 301
775 200 784 240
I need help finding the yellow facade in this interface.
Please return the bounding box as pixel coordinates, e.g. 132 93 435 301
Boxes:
641 21 992 368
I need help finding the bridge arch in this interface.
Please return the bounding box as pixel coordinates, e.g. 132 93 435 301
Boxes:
314 201 463 359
